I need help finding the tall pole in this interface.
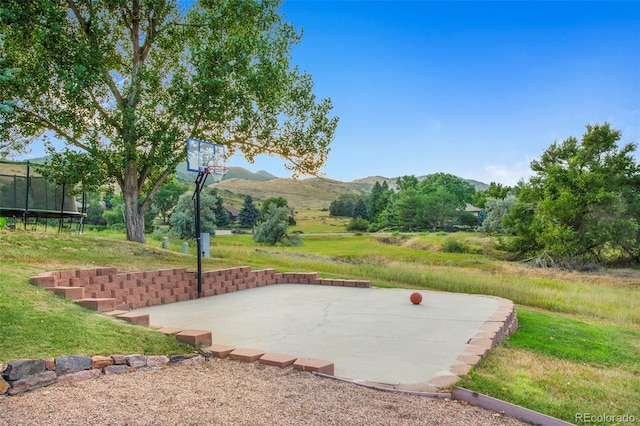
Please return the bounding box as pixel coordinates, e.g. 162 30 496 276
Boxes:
194 171 208 298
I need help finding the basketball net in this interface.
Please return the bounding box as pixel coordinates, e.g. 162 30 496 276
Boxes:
205 165 229 182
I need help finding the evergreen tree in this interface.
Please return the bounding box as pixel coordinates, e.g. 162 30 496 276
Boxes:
204 188 230 228
237 195 261 228
367 180 392 224
352 198 368 219
328 193 359 217
214 196 231 228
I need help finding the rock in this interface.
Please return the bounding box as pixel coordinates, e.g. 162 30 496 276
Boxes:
103 365 131 375
0 377 9 394
146 356 170 368
3 359 46 381
54 355 92 376
57 369 102 382
125 354 147 368
111 354 128 365
169 353 201 364
91 356 113 369
7 371 57 395
199 348 214 358
171 355 205 366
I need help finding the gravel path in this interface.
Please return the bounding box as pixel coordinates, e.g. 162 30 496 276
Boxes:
0 358 527 425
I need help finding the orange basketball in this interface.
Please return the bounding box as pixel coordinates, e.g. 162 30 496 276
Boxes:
410 292 422 305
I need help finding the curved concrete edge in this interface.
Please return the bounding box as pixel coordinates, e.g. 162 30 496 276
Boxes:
452 387 574 426
427 296 518 390
335 296 518 393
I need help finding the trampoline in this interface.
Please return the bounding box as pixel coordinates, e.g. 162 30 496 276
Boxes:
0 160 86 231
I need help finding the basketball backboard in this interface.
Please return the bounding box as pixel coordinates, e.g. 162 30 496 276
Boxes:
186 138 226 173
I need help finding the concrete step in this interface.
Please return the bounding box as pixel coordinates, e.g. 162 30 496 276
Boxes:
175 329 212 347
49 286 85 300
116 312 150 327
76 298 116 312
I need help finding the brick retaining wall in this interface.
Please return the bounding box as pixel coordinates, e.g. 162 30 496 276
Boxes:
29 266 371 311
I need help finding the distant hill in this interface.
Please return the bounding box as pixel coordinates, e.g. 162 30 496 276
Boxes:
204 172 489 209
353 175 489 191
175 163 276 184
212 177 367 209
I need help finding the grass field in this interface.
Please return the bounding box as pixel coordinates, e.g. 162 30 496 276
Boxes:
1 225 639 424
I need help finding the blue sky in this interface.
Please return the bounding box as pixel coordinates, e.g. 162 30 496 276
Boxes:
20 1 640 186
230 0 640 185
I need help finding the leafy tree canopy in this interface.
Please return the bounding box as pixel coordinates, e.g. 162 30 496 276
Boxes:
395 175 419 192
480 194 517 234
170 190 218 239
154 180 188 224
253 204 300 246
261 196 289 215
505 123 639 264
473 182 512 208
0 0 337 242
417 173 476 209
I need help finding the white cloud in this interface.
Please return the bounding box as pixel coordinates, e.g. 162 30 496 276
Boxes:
483 160 534 186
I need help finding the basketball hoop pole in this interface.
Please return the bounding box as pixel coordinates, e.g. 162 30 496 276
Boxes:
193 170 209 298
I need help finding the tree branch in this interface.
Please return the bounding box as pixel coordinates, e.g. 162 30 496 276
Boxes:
13 105 90 152
67 0 124 108
87 89 123 135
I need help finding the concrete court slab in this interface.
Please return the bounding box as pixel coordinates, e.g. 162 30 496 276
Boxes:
133 284 500 387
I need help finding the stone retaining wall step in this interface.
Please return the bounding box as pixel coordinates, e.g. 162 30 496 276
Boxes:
116 312 150 327
156 326 184 335
76 298 116 312
175 330 212 347
205 344 236 358
259 353 297 368
293 358 334 376
49 286 85 300
229 348 265 363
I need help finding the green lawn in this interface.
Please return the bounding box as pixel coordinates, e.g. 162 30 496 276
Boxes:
1 227 639 424
458 309 640 422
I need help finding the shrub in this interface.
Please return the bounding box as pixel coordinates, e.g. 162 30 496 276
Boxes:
253 205 302 246
346 218 369 232
442 237 470 253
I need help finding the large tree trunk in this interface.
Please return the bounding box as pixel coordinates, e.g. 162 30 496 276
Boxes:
122 163 146 243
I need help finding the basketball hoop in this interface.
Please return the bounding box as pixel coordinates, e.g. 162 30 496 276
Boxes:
205 165 229 182
186 137 229 298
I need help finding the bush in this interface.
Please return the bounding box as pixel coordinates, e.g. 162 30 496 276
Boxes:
442 237 470 253
253 205 302 246
346 218 369 232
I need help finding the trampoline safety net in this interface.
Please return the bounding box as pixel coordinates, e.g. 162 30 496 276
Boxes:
0 160 86 223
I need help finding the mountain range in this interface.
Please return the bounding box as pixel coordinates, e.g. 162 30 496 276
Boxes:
176 163 489 209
